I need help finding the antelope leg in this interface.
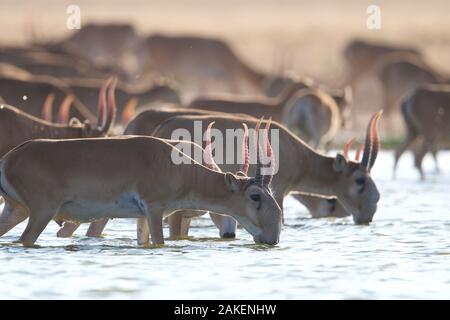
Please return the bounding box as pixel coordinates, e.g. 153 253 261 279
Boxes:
0 202 27 237
19 209 54 247
137 217 150 245
57 221 80 238
86 219 109 237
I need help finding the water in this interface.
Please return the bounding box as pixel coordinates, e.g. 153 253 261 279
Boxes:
0 151 449 299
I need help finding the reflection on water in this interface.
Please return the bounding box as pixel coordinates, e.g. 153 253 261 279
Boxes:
0 151 449 299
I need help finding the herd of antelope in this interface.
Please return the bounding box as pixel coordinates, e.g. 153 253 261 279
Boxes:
0 23 447 247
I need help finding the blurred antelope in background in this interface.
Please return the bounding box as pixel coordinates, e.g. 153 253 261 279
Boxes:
393 84 450 179
0 78 116 158
376 54 449 116
282 86 352 149
143 34 267 94
151 111 382 230
343 39 422 84
0 74 95 123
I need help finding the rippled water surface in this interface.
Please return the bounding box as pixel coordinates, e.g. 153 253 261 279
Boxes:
0 151 449 299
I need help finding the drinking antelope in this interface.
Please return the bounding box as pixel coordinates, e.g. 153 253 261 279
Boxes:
393 84 450 179
149 111 382 236
0 131 281 247
56 131 245 240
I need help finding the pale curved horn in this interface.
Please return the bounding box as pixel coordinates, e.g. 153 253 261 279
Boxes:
355 143 364 162
121 97 138 127
97 77 112 129
102 76 117 134
254 117 264 186
343 138 355 159
263 117 274 187
204 121 220 171
239 123 249 175
360 111 383 171
57 94 75 124
42 93 55 122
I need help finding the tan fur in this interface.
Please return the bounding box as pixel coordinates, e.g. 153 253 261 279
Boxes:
282 88 342 150
0 136 282 247
143 34 266 94
376 53 447 115
0 104 109 158
394 84 450 179
290 193 349 218
151 114 381 225
0 73 95 123
343 39 422 84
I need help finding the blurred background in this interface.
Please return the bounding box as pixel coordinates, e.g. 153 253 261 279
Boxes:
1 0 450 142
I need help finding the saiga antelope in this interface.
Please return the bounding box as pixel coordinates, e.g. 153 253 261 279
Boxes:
393 84 450 179
143 34 267 94
188 84 312 123
0 75 95 123
0 132 281 247
0 78 116 158
343 39 421 84
376 53 450 116
148 112 382 234
57 122 247 240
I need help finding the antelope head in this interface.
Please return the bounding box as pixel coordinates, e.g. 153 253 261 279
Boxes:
332 111 382 224
206 119 281 245
57 77 117 137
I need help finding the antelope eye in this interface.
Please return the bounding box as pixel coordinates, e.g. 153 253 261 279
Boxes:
355 177 365 185
250 194 261 202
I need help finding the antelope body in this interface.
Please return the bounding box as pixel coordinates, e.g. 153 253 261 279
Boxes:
282 88 344 149
144 34 266 93
394 84 450 179
0 135 281 247
343 39 422 84
0 75 95 123
152 112 382 226
376 54 448 115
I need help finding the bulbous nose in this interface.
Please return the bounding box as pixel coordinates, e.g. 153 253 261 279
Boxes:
222 232 236 239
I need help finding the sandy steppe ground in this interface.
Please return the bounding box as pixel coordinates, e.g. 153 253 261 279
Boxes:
1 0 450 140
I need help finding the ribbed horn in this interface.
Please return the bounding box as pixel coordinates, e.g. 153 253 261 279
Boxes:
121 97 138 127
360 111 383 171
343 138 355 159
355 143 364 162
103 76 117 134
42 93 55 122
254 117 264 186
239 123 249 175
97 77 112 129
57 94 75 124
204 121 220 171
263 118 274 187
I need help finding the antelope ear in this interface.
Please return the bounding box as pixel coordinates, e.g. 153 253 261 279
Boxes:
333 153 348 172
69 117 82 126
224 172 242 192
